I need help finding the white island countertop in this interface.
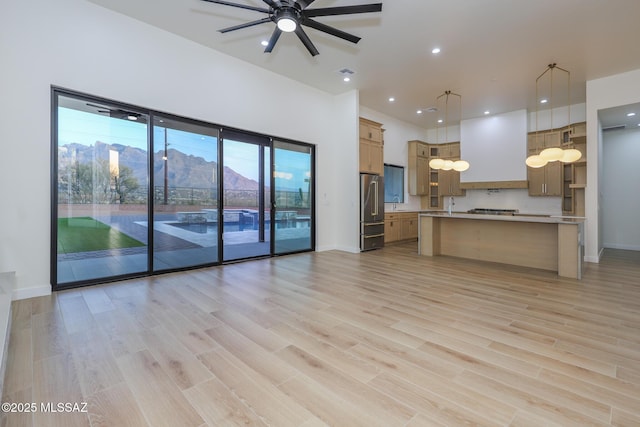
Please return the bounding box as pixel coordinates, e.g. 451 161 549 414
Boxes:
419 212 585 224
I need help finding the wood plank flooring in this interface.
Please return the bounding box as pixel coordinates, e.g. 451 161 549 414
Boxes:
2 243 640 426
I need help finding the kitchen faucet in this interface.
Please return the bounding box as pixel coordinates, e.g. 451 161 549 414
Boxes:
392 194 400 211
448 196 455 215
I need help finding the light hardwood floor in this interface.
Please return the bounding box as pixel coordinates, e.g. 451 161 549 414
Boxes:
2 243 640 426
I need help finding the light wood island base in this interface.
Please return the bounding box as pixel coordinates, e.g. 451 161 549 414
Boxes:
419 213 584 279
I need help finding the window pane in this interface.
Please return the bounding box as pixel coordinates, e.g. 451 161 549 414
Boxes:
56 95 149 285
384 164 404 203
273 140 313 254
222 137 270 261
152 116 220 270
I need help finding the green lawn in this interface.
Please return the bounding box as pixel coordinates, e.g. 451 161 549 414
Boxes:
57 217 145 254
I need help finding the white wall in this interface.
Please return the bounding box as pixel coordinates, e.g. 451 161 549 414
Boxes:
527 103 587 132
446 109 562 215
359 107 428 212
460 110 528 183
586 68 640 262
601 128 640 250
0 0 359 298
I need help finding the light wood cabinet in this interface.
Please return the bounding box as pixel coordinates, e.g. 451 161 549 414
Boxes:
384 213 402 243
437 142 464 197
527 131 562 196
359 118 384 175
385 212 418 243
561 122 587 215
408 141 430 195
401 216 419 240
408 141 463 209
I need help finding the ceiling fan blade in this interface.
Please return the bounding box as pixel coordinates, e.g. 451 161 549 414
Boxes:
200 0 270 14
264 27 282 53
262 0 282 8
304 3 382 17
296 0 316 9
219 17 272 33
295 26 319 56
302 18 361 44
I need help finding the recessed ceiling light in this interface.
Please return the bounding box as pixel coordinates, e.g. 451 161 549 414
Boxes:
484 111 490 115
388 97 395 102
437 119 443 123
338 68 354 83
540 99 548 104
416 110 423 114
627 112 636 117
261 40 269 46
425 107 438 113
431 47 441 54
127 114 138 121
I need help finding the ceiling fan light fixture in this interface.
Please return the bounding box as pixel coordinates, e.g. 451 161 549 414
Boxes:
276 10 297 32
204 0 382 56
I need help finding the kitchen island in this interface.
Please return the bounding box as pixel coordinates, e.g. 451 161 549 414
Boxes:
419 212 585 279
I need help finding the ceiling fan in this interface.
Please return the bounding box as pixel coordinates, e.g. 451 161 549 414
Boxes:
201 0 383 56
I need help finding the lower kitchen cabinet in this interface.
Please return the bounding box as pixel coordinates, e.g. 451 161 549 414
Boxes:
401 216 418 240
385 212 419 243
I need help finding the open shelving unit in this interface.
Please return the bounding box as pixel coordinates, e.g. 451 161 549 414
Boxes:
561 122 587 216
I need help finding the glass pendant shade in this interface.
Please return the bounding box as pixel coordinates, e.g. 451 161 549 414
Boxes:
429 158 445 169
441 160 454 171
539 147 564 162
452 160 470 172
526 155 548 168
560 148 582 163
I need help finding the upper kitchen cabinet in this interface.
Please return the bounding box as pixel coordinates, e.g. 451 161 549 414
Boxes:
527 130 562 196
359 117 384 175
438 142 464 197
407 140 430 195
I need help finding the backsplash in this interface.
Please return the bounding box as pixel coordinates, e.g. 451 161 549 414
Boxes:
451 189 563 215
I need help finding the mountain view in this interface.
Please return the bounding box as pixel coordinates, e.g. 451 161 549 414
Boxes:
58 141 259 191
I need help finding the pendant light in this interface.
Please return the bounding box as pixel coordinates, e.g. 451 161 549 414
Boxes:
429 90 470 171
526 63 582 167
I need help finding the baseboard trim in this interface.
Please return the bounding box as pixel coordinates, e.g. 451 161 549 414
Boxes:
12 284 52 301
0 272 16 399
603 243 640 251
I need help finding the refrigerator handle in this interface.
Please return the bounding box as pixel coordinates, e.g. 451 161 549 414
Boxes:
372 180 378 216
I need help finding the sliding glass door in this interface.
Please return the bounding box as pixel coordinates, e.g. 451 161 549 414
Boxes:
53 88 315 289
152 116 219 271
273 140 314 254
221 130 271 262
55 94 149 285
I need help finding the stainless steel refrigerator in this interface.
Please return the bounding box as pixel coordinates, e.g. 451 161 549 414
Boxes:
360 173 385 251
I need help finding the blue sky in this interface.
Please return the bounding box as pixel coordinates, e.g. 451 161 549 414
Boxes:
58 107 311 190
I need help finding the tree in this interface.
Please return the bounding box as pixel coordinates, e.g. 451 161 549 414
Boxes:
59 159 110 203
59 159 140 204
112 165 140 204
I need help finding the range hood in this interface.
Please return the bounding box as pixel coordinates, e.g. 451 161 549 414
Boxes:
459 180 529 190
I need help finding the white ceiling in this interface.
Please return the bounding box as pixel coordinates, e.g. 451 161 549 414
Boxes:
87 0 640 129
